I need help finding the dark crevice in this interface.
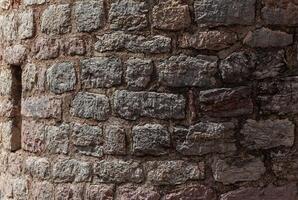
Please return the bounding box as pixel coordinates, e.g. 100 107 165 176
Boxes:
10 65 22 152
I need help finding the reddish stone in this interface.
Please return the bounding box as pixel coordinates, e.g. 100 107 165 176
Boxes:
86 184 114 200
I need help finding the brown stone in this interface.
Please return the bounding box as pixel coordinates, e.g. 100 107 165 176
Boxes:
116 184 160 200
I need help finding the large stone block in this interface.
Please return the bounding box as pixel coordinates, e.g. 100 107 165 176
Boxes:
174 122 237 155
46 62 76 94
22 95 62 120
109 0 148 31
41 4 71 35
113 90 186 120
240 119 295 150
145 160 204 185
212 156 266 184
198 86 254 117
104 125 126 155
86 184 114 200
194 0 256 25
152 0 191 31
74 1 104 32
71 92 110 121
116 184 160 200
157 54 218 88
53 159 91 183
80 57 122 89
132 124 170 156
93 159 143 183
24 157 50 180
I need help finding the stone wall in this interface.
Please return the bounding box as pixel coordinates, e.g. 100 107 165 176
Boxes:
0 0 297 199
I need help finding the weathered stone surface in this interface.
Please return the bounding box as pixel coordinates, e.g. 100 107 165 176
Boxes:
0 120 20 151
45 123 70 154
53 159 91 183
104 125 126 155
95 32 171 53
157 54 218 88
174 122 236 155
24 157 50 180
198 87 254 117
4 44 27 66
116 184 160 200
0 0 11 9
86 184 114 200
93 160 143 183
219 51 255 83
271 152 298 180
164 184 216 200
109 0 148 31
125 58 153 90
18 9 34 39
74 1 104 32
152 0 191 31
41 4 71 35
113 90 186 120
34 37 60 60
32 181 54 200
22 120 46 153
22 95 62 119
46 62 76 94
220 183 297 200
179 30 237 50
61 36 86 56
258 77 298 115
71 92 110 121
240 119 294 150
262 0 298 26
0 68 12 96
80 57 122 89
146 160 204 185
132 124 170 156
23 0 45 5
72 123 104 157
212 156 266 184
244 28 293 48
0 13 17 42
22 63 46 95
55 184 84 200
0 98 14 117
194 0 256 25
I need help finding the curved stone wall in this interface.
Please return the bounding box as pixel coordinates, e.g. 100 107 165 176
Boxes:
0 0 297 199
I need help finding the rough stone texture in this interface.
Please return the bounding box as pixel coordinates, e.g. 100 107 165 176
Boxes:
21 96 62 119
220 183 297 200
116 184 160 200
262 0 298 26
152 0 191 31
174 122 237 155
80 57 122 89
1 0 298 198
93 159 143 183
74 1 104 32
164 184 216 200
41 4 71 35
95 32 171 53
157 54 218 88
212 156 266 185
46 62 76 94
125 58 153 90
113 90 186 120
53 159 91 183
198 87 254 117
180 30 238 50
194 0 256 25
146 160 204 185
71 92 110 121
3 44 27 66
244 28 293 48
240 119 295 150
72 123 104 157
109 0 148 31
132 124 170 156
